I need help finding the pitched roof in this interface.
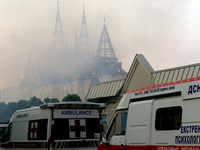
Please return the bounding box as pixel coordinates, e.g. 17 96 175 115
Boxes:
85 54 200 101
85 78 125 100
121 54 154 93
152 63 200 84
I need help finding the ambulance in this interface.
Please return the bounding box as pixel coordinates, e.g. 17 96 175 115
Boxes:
0 102 105 150
98 77 200 150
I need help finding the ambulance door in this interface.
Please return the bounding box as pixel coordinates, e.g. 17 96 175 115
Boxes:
126 100 153 147
101 110 127 150
53 108 83 149
151 96 182 146
53 108 101 149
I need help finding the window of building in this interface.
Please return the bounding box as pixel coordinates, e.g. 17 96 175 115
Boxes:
102 114 108 131
155 106 182 130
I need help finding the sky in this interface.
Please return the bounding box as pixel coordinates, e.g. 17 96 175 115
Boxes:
1 0 200 89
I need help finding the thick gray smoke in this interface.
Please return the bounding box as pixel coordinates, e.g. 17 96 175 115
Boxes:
1 0 200 89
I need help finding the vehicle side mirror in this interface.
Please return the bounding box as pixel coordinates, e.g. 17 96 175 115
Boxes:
102 132 109 145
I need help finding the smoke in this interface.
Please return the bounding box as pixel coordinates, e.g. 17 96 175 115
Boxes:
1 0 200 89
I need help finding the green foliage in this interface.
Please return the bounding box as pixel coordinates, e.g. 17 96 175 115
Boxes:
44 97 59 103
17 100 31 110
50 98 60 103
0 96 44 122
7 102 18 117
44 97 51 103
62 94 82 102
29 96 43 106
0 102 9 122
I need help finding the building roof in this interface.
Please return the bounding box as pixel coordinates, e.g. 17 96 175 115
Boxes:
85 54 200 101
85 78 125 100
152 63 200 84
121 54 154 93
85 54 154 100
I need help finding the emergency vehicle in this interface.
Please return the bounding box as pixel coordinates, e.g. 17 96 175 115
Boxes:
0 102 105 150
98 77 200 150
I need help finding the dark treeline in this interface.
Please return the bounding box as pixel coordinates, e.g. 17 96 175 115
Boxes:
0 94 82 122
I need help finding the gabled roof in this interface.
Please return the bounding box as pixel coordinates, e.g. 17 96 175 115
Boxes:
152 63 200 84
85 78 125 100
121 54 154 93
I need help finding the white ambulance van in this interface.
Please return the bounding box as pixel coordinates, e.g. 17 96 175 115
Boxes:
0 102 105 150
98 77 200 150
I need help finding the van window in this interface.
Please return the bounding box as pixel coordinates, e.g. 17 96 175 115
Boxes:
28 119 48 140
155 106 182 130
4 123 12 142
107 111 127 141
0 126 7 140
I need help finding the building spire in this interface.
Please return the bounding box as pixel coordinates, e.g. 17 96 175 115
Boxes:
79 4 90 53
96 20 117 60
95 20 124 77
53 0 64 46
19 51 35 87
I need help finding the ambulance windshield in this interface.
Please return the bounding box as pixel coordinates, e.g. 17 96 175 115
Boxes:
107 111 128 141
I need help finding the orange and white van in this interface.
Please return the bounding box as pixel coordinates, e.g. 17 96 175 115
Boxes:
98 77 200 150
0 102 105 150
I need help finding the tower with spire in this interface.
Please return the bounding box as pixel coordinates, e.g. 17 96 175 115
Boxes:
49 0 66 53
40 0 68 86
95 18 126 80
20 53 35 87
79 5 91 53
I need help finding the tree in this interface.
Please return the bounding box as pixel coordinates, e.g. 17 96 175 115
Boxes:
29 96 43 106
62 94 82 102
44 97 51 103
0 102 9 122
44 97 59 103
17 100 30 110
50 98 60 103
8 102 18 117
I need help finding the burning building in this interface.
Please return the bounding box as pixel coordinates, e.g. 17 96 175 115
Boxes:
0 1 127 103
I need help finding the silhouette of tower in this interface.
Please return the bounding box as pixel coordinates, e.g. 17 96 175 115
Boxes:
40 0 68 86
79 5 90 53
49 0 66 52
95 18 126 78
20 52 35 87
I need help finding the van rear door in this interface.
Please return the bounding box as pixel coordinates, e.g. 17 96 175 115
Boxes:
52 108 101 149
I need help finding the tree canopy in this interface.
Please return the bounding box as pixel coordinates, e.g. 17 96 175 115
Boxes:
0 94 82 122
44 97 59 103
62 94 82 102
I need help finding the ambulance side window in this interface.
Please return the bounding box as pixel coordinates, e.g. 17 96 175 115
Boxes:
107 111 127 141
28 119 48 140
155 106 182 130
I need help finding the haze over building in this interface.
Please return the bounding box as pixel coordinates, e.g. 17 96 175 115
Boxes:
0 1 127 103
